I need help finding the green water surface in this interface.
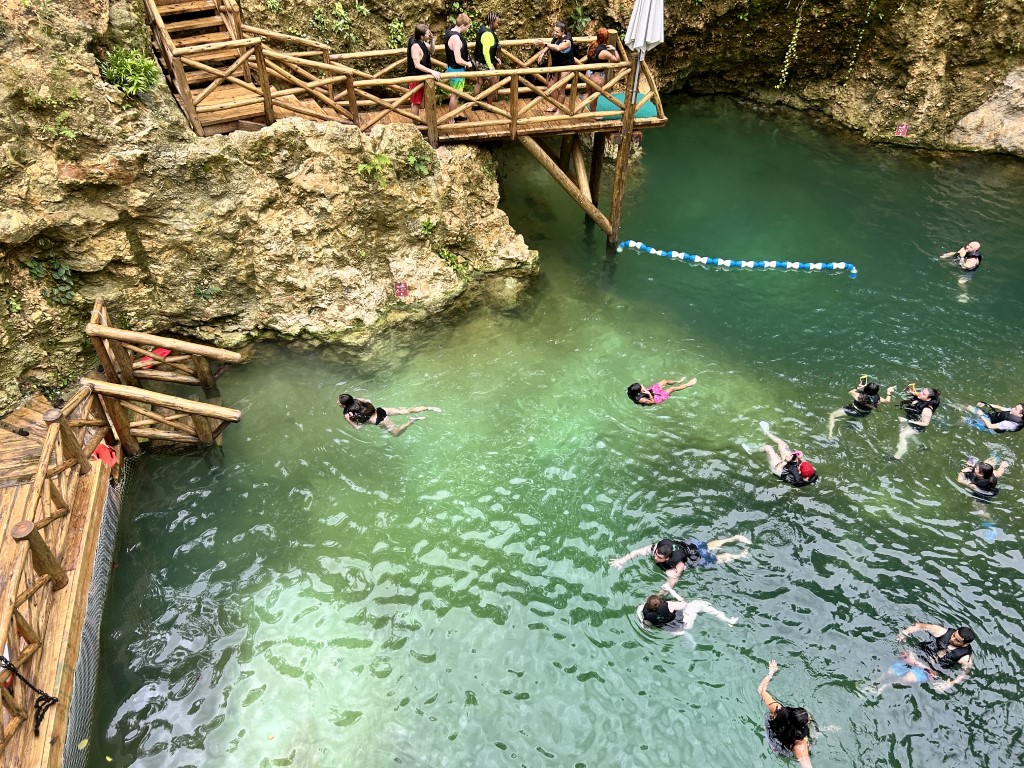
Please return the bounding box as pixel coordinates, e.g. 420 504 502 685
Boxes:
91 99 1024 767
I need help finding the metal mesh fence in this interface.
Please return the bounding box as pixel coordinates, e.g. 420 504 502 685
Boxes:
61 455 140 768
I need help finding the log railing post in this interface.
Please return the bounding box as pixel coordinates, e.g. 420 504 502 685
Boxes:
191 414 215 447
424 79 439 147
254 43 276 125
191 356 221 401
99 396 142 457
590 132 606 206
11 521 68 591
107 337 139 388
509 73 519 141
44 409 91 475
346 74 360 126
89 392 118 447
608 51 639 245
47 479 69 516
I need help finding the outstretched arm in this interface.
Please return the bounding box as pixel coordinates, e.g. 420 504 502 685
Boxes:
609 545 650 569
897 622 945 641
991 460 1009 479
757 659 779 707
933 656 973 693
793 739 813 768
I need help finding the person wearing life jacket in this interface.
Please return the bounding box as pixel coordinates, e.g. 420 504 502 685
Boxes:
583 27 619 110
338 393 441 437
443 13 473 122
826 376 895 438
472 12 501 105
757 660 814 768
976 401 1024 433
535 21 573 113
406 23 438 117
896 623 976 693
957 456 1007 498
636 588 736 636
941 240 982 279
610 534 750 591
893 384 941 459
760 427 818 486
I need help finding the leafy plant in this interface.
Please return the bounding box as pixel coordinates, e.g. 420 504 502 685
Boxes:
568 3 591 35
387 18 405 49
47 110 77 140
775 2 804 90
406 152 433 178
194 282 222 300
357 153 392 188
439 247 468 279
266 0 282 11
446 0 473 27
420 217 436 236
101 47 161 96
6 296 21 314
312 1 368 45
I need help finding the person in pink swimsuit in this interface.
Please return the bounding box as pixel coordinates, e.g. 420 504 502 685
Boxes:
627 377 697 406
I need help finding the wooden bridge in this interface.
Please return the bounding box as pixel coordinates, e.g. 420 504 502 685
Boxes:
0 299 242 767
144 0 668 239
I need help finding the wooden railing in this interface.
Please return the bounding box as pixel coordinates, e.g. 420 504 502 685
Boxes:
142 0 665 141
0 385 108 752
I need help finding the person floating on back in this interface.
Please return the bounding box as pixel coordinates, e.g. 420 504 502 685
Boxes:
894 622 976 693
610 533 750 592
973 401 1024 433
636 587 737 636
957 456 1008 499
338 393 440 437
940 240 982 282
826 375 895 438
759 424 818 486
893 384 940 459
626 376 697 406
757 660 814 768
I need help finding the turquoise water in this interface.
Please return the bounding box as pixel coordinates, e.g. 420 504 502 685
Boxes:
90 99 1024 767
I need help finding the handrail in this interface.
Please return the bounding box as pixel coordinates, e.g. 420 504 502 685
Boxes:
85 324 243 364
82 379 242 422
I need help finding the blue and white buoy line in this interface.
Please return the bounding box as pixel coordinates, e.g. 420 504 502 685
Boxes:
617 240 858 279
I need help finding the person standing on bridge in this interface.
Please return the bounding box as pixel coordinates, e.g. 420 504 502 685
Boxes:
537 21 574 113
472 13 501 106
407 23 438 117
444 13 473 122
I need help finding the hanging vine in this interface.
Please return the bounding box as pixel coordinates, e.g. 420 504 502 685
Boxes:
844 0 877 84
775 1 805 90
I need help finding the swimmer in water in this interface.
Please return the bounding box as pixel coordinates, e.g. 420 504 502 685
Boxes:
338 393 441 437
610 534 750 592
757 660 813 768
973 401 1024 433
636 588 737 636
826 377 895 438
957 456 1007 498
759 426 818 486
940 240 981 283
893 384 940 459
626 376 697 406
894 622 976 693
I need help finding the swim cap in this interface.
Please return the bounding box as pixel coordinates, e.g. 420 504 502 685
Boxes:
798 461 815 479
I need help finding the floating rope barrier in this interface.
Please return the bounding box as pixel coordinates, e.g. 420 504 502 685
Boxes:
618 240 858 279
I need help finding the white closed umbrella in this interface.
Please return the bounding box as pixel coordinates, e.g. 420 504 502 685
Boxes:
624 0 664 60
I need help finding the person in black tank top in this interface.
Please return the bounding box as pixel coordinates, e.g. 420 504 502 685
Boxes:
897 622 976 692
405 23 438 116
975 401 1024 432
609 533 751 591
443 14 472 121
535 21 573 112
757 660 813 767
826 377 895 438
893 384 940 459
583 26 619 110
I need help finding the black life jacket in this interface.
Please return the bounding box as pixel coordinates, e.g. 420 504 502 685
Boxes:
991 410 1024 432
925 628 973 668
903 394 939 421
965 469 998 496
473 24 499 65
549 34 575 67
406 38 430 76
642 601 676 626
586 43 613 65
444 27 469 68
780 460 817 487
851 391 880 413
654 540 700 571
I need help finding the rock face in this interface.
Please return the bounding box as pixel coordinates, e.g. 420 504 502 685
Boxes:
0 3 535 412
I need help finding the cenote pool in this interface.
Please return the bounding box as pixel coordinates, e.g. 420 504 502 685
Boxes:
89 99 1024 767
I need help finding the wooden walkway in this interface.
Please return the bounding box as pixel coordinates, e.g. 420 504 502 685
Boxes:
144 0 667 142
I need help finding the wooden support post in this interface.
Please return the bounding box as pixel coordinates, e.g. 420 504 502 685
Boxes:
191 414 215 447
254 43 276 126
518 136 613 236
191 356 221 402
590 133 606 206
558 135 573 171
424 79 439 148
608 51 639 245
47 479 69 516
346 75 360 126
89 391 117 448
44 409 91 475
323 50 335 102
11 521 68 591
570 137 592 204
509 74 519 141
89 335 120 386
107 338 139 388
99 396 142 457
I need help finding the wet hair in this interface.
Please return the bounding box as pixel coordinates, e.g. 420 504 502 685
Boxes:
644 595 664 613
413 23 429 41
587 27 609 59
974 462 994 478
655 539 674 558
863 382 880 396
957 626 976 644
338 393 354 409
339 394 375 424
769 705 811 749
627 383 643 403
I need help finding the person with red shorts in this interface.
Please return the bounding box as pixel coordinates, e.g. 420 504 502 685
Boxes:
406 23 438 116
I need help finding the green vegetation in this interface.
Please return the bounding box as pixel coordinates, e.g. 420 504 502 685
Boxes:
446 0 474 28
357 153 391 188
25 252 75 306
439 247 468 279
266 0 282 11
405 149 435 178
194 282 222 301
387 18 405 49
47 110 76 140
775 3 804 90
101 47 161 96
568 3 591 35
420 217 436 236
312 1 369 46
6 295 21 315
39 373 77 403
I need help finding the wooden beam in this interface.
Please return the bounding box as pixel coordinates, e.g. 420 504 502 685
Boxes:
83 379 242 422
84 324 242 363
518 136 612 236
609 51 639 245
571 137 592 205
590 133 606 207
